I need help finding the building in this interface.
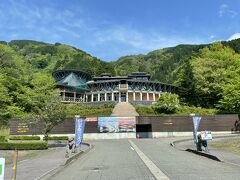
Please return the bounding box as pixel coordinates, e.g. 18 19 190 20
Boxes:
52 70 177 104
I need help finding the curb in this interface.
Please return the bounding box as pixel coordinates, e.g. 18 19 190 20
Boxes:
37 142 93 180
65 143 93 165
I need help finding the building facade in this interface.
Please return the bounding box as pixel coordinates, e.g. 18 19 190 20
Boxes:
52 70 177 104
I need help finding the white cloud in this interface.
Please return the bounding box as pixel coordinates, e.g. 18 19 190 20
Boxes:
92 26 204 52
219 4 238 18
228 33 240 40
209 35 215 40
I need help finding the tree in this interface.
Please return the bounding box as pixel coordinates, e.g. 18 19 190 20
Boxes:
218 66 240 113
153 94 180 114
178 59 197 106
28 72 66 140
31 95 66 141
191 42 240 108
0 44 33 125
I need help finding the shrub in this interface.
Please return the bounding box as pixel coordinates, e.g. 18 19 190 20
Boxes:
9 136 41 140
176 106 217 116
47 136 68 141
0 136 6 142
153 94 180 114
65 104 113 117
136 105 156 116
136 105 217 116
0 142 48 150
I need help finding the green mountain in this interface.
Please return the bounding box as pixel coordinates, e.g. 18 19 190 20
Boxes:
2 40 115 76
1 39 240 113
112 44 206 84
2 39 240 85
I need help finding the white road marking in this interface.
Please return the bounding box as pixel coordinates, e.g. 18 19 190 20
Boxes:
130 146 135 151
128 140 170 180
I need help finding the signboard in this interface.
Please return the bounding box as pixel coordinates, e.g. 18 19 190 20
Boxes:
118 117 136 132
98 117 118 133
98 117 136 133
192 116 202 143
17 122 29 133
200 131 213 140
85 117 98 122
75 116 86 148
0 158 5 180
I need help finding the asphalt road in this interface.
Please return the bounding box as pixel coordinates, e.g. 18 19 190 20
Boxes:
49 138 240 180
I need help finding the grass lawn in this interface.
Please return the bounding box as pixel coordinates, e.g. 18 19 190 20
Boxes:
210 139 240 153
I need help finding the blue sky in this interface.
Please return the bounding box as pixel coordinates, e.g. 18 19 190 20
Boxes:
0 0 240 61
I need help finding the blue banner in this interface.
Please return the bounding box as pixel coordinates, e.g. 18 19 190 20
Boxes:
75 116 86 148
192 116 201 143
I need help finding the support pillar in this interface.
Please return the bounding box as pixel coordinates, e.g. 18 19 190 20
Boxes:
153 93 156 101
140 92 142 101
73 91 76 102
105 93 107 101
112 92 114 101
98 93 100 102
119 92 121 102
63 89 66 101
133 92 136 101
91 94 94 102
147 92 149 101
126 92 129 102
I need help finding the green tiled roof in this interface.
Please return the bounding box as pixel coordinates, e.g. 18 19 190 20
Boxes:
56 72 89 92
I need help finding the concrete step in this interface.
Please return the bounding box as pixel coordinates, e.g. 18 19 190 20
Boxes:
111 102 139 116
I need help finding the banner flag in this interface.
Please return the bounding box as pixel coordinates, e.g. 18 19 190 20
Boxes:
192 116 202 143
193 116 201 132
75 116 86 148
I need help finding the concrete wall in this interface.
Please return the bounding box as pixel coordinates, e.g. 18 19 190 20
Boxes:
137 115 238 132
10 115 239 140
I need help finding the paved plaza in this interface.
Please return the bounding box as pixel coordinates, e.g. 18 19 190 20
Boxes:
48 138 240 180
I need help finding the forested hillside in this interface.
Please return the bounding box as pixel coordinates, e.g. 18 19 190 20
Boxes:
0 38 240 122
112 44 206 83
1 40 115 75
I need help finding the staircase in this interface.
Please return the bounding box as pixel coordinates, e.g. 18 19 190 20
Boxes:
111 102 139 116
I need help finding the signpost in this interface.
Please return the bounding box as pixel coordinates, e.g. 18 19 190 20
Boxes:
0 158 5 180
75 116 86 148
200 131 212 141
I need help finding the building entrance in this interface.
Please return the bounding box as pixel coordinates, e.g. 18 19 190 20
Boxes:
121 93 126 102
136 124 152 138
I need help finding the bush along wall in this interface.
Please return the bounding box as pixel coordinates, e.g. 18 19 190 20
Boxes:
9 136 41 140
47 136 68 141
0 136 6 142
0 142 48 150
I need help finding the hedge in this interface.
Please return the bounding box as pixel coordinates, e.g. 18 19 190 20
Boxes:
48 136 68 140
0 142 48 150
9 136 41 140
136 105 217 116
0 136 6 142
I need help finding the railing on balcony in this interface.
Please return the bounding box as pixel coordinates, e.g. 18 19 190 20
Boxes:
119 84 128 91
62 96 84 103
